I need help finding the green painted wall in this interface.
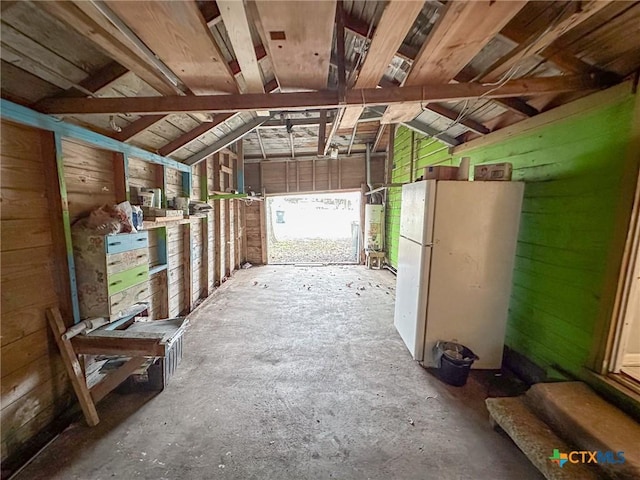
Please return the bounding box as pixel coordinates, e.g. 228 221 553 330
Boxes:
385 89 637 379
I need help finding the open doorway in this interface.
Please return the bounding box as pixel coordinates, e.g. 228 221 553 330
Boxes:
266 192 361 264
606 172 640 392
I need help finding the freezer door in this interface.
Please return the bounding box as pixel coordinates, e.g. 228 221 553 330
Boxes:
394 236 431 360
422 181 524 368
400 180 436 245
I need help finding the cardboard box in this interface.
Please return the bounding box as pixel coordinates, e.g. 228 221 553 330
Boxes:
474 163 513 181
423 166 459 180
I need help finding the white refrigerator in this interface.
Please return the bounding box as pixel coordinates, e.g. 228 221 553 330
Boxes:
393 180 524 369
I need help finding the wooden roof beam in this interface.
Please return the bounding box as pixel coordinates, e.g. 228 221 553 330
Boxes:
424 103 490 135
340 0 425 130
157 113 235 157
218 1 264 94
343 11 419 62
382 0 528 124
114 114 166 142
37 75 607 116
184 117 271 166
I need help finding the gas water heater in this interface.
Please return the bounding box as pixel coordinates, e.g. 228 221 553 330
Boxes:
364 204 385 251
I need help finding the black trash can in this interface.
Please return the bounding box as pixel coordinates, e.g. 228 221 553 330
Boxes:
433 341 479 387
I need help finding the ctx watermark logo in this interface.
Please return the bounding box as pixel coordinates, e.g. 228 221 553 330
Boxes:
549 449 625 468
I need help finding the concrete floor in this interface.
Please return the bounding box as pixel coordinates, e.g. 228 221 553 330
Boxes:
17 265 542 480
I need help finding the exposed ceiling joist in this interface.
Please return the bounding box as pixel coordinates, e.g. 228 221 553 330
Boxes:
106 0 237 94
424 103 490 135
38 1 181 96
244 151 387 163
340 0 425 130
56 61 128 98
382 0 527 124
343 10 418 62
369 106 459 147
317 110 327 156
184 117 271 166
478 0 614 83
37 75 606 115
254 0 336 90
157 113 235 157
256 129 267 160
114 114 166 142
372 123 387 152
217 1 264 94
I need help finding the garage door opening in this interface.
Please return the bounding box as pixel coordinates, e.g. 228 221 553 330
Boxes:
266 192 361 264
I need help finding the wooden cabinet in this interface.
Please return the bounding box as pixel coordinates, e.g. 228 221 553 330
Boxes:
72 230 150 319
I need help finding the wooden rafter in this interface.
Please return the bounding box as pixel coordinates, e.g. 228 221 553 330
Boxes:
37 75 605 115
217 1 264 94
477 0 614 83
424 103 490 135
56 61 128 98
340 0 425 130
114 114 166 142
382 0 527 124
106 0 237 94
254 0 336 90
38 1 181 96
184 117 271 166
372 123 387 152
317 110 327 156
158 113 235 156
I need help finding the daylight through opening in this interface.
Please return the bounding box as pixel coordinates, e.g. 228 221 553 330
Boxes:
266 192 361 264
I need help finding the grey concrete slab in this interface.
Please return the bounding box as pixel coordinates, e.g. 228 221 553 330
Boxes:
16 265 542 480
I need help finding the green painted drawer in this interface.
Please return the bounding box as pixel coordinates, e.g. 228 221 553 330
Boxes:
109 281 150 319
105 232 148 254
106 248 149 276
107 264 149 296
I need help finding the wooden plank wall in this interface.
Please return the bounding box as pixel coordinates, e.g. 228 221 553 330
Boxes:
0 121 72 464
62 139 116 223
0 121 246 467
245 201 267 265
244 154 385 195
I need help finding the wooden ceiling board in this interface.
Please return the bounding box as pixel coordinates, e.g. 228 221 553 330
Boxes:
254 0 337 91
106 0 238 94
340 0 425 130
0 60 62 105
1 1 111 72
564 5 640 67
38 1 180 96
477 0 614 83
381 0 527 124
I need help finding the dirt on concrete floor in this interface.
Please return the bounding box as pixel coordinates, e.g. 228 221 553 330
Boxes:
15 266 542 480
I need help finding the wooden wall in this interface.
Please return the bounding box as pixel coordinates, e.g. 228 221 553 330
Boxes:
0 122 247 469
386 84 639 381
244 154 385 195
1 121 72 465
